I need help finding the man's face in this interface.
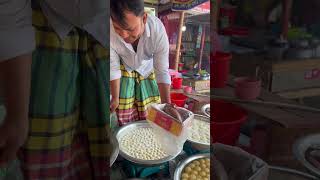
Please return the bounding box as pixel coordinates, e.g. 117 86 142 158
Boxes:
112 11 147 44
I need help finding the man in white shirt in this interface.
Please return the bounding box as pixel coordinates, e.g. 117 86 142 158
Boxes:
110 0 171 126
0 0 109 179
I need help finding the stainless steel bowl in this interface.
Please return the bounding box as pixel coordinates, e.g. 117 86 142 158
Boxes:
187 114 210 150
115 120 181 166
293 134 320 177
174 153 210 180
110 133 119 167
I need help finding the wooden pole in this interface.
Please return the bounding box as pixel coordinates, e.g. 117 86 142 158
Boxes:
281 0 292 40
198 24 206 74
212 0 220 54
174 11 185 71
212 0 220 31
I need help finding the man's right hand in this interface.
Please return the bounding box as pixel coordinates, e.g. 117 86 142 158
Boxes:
0 116 29 167
110 98 119 113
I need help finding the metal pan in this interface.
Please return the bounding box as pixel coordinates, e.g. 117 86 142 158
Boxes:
187 114 210 150
174 153 210 180
110 133 119 167
115 120 181 166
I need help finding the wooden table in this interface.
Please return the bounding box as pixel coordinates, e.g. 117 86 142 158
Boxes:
213 81 320 129
214 79 320 169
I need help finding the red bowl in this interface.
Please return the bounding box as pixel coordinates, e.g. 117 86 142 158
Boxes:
234 77 261 100
170 93 188 107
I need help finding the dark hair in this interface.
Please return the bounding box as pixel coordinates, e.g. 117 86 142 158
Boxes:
110 0 145 27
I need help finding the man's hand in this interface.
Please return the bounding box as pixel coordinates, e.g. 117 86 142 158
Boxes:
158 83 171 104
110 98 119 113
0 54 32 167
110 79 120 113
0 116 28 167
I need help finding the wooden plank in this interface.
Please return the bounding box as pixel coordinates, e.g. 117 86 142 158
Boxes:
272 59 320 72
174 11 185 71
213 81 320 128
270 70 320 92
277 87 320 99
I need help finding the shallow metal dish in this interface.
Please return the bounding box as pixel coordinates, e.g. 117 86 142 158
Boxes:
201 104 210 117
115 120 181 166
187 114 210 150
174 153 210 180
110 133 119 167
293 134 320 177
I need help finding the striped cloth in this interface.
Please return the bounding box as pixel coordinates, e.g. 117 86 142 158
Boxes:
116 64 161 126
17 1 110 180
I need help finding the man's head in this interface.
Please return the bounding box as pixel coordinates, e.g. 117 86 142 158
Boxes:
111 0 147 44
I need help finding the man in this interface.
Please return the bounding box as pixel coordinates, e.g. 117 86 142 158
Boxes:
0 0 109 179
110 0 171 126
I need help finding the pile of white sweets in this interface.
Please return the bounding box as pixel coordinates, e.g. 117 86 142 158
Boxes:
189 118 210 144
119 127 167 160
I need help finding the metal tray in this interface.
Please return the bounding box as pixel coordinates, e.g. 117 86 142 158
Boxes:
110 133 119 167
173 153 210 180
115 120 181 166
187 114 210 150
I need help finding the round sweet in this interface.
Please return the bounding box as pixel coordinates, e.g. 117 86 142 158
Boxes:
181 158 210 180
188 118 210 144
119 127 167 160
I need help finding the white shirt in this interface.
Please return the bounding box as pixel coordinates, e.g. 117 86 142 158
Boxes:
0 0 108 61
110 15 171 85
0 0 35 60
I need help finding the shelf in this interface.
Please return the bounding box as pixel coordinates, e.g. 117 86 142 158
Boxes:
182 41 210 43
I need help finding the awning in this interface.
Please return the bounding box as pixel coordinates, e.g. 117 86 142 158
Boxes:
172 0 210 13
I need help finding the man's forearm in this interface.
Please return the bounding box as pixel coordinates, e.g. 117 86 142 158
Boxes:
158 83 171 104
0 54 32 123
110 79 120 99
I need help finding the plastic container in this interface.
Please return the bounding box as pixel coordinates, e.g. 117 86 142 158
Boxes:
212 52 232 88
171 93 188 107
172 78 183 89
211 100 248 145
183 86 192 94
234 77 261 100
220 27 249 37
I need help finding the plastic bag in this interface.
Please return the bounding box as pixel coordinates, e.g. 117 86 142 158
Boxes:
0 160 23 180
146 104 194 156
0 106 23 180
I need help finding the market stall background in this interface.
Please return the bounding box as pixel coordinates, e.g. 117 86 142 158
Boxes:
213 0 320 179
